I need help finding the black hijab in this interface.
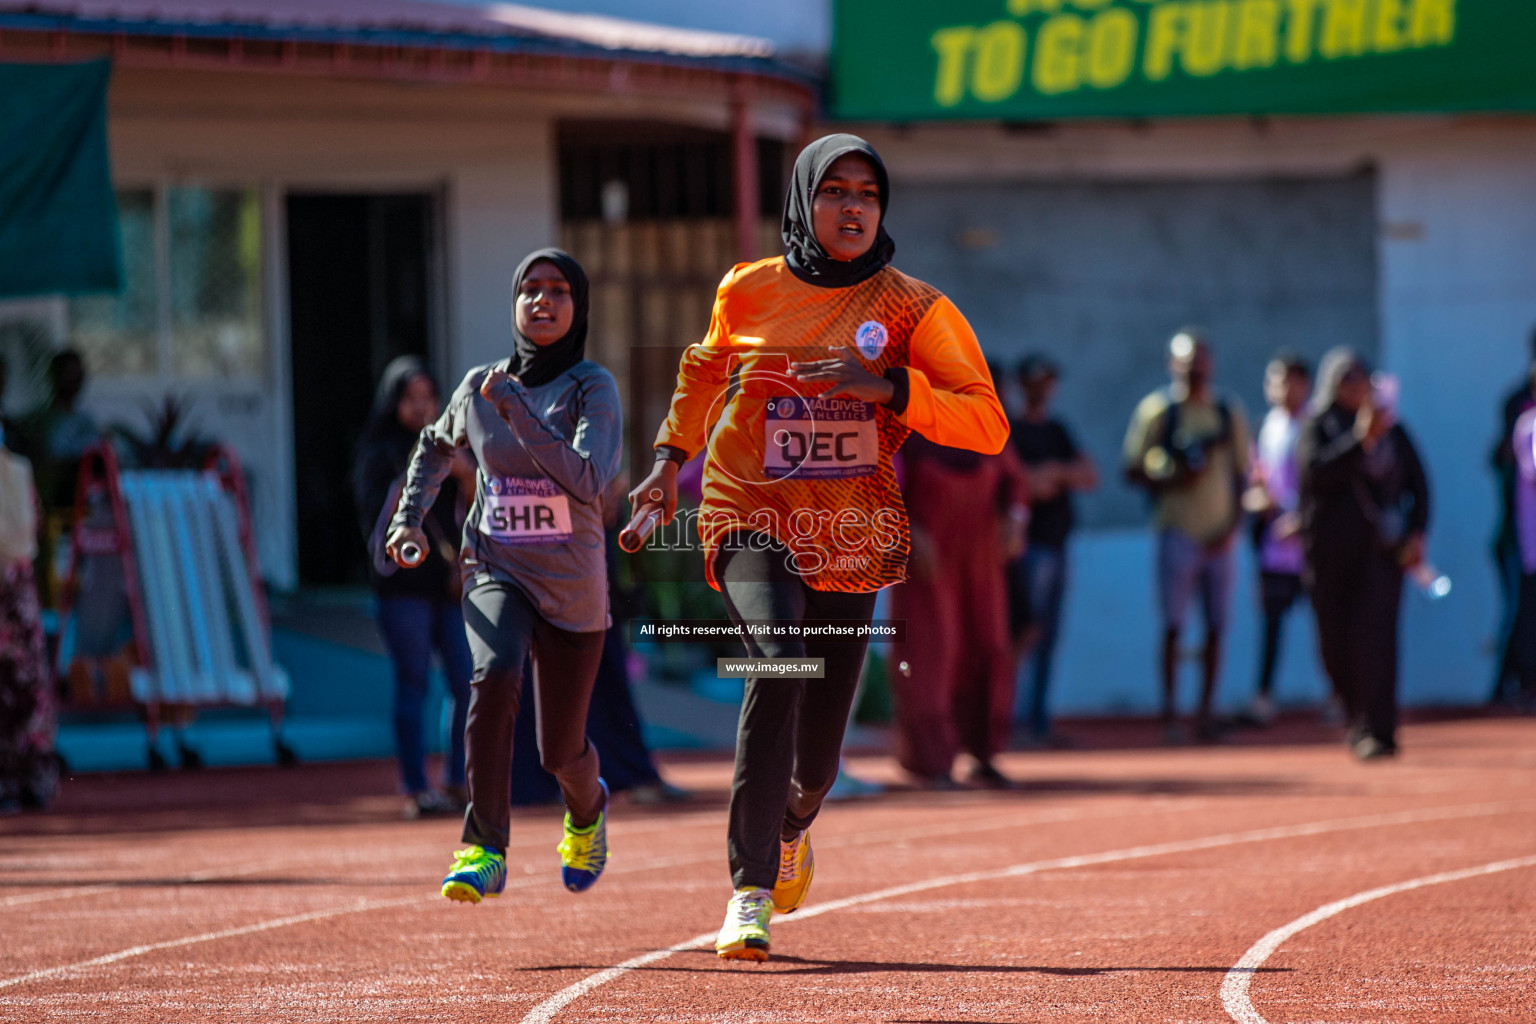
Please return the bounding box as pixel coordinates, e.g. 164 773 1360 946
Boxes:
355 354 449 548
782 134 896 289
510 248 589 387
363 355 434 448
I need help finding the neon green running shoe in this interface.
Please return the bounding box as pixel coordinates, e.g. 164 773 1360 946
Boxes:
441 845 506 904
771 828 814 914
716 887 772 961
558 778 610 893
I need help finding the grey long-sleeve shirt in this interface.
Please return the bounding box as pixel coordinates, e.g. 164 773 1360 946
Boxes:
392 360 623 633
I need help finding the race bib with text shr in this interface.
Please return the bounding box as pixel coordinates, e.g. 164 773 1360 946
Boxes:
479 476 573 544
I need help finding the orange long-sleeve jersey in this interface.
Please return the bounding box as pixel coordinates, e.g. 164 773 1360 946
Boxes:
655 257 1009 592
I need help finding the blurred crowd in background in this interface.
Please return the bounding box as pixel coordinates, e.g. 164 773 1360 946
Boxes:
8 312 1533 816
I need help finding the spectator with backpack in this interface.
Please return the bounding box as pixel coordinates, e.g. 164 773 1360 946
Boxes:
1123 330 1250 743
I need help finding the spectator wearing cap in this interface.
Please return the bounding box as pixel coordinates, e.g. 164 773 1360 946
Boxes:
1007 356 1097 746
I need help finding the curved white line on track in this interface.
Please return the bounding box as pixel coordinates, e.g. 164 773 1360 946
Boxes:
1220 853 1536 1024
518 800 1533 1024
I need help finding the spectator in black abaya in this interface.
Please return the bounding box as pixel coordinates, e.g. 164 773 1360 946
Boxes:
1298 349 1430 761
1503 407 1536 711
354 357 475 817
1490 327 1536 706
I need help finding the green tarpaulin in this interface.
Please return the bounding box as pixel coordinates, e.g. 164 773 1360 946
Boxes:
0 60 120 299
832 0 1536 121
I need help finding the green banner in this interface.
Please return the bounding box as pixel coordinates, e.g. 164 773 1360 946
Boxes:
0 60 121 299
832 0 1536 120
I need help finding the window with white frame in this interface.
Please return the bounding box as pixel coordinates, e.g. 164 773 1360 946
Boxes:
68 186 264 380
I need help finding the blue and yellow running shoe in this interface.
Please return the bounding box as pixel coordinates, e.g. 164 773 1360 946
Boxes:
771 829 814 914
558 778 610 893
716 887 772 961
441 845 506 904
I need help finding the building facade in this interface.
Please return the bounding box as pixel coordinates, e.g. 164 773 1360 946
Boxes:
0 1 811 590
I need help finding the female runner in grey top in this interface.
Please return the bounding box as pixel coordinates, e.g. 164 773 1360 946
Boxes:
386 248 622 901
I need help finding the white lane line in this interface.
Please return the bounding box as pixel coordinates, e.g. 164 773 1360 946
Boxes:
1220 853 1536 1024
0 812 720 910
0 798 1136 914
0 858 614 992
0 884 119 909
0 850 660 993
0 856 350 910
0 801 1146 991
0 799 1168 915
5 799 1525 1001
520 931 721 1024
518 800 1533 1024
0 895 426 991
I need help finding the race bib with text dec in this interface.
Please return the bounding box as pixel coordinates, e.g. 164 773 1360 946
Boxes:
479 476 573 544
763 396 878 479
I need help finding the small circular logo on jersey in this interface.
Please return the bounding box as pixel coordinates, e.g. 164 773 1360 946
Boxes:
855 320 888 360
776 399 796 417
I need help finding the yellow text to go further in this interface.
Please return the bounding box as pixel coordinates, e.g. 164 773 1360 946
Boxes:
931 0 1456 105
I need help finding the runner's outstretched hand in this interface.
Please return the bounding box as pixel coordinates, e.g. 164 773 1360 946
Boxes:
791 348 896 404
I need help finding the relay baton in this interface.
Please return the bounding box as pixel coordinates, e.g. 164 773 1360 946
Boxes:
619 503 664 553
399 541 424 567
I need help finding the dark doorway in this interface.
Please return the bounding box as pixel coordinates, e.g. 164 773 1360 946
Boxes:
287 193 436 586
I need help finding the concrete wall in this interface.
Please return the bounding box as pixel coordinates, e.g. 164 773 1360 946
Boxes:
892 174 1379 528
1376 124 1536 705
447 157 558 379
857 116 1535 711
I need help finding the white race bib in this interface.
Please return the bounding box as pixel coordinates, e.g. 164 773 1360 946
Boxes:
763 396 878 480
479 477 572 544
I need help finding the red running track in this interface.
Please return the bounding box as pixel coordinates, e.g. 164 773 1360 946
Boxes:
1 716 1532 1023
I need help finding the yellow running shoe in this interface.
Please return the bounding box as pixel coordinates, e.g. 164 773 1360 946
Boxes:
771 829 814 914
441 845 506 903
715 887 772 961
558 778 610 893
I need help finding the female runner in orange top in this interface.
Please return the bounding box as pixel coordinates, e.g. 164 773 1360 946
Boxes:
628 134 1008 961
